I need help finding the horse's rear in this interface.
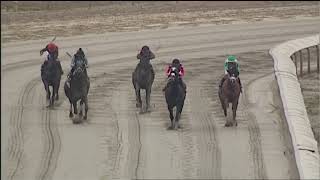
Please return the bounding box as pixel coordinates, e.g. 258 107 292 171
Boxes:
132 61 155 113
219 74 241 127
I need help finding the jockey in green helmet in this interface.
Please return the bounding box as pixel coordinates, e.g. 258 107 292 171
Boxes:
219 55 242 93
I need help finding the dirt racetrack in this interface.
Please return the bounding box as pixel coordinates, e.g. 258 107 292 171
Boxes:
2 2 320 180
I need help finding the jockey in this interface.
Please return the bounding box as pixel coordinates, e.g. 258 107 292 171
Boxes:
66 48 88 84
219 55 242 93
137 45 155 75
40 42 63 74
162 58 186 93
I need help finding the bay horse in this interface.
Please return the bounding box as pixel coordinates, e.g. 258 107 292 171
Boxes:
218 63 241 127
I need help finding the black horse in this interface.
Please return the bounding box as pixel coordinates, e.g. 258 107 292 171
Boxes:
132 57 155 113
218 63 241 127
165 66 186 130
64 63 90 122
41 60 62 107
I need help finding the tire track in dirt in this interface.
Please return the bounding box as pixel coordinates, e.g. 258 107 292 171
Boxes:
6 78 38 180
182 60 222 179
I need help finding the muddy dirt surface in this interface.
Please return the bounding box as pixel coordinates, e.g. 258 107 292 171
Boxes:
1 1 319 43
2 1 320 180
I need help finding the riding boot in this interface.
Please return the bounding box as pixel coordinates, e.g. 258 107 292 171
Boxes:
238 77 243 93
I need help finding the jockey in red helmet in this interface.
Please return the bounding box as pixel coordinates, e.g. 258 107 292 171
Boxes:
40 42 63 74
40 42 59 61
162 58 186 93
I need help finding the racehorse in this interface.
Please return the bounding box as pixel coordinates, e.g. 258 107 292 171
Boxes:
64 63 90 122
218 63 241 127
165 67 186 130
132 58 155 113
41 60 62 107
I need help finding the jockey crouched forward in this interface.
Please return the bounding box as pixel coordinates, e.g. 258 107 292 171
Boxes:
162 58 186 93
219 55 242 93
136 45 155 76
66 48 89 86
40 42 63 74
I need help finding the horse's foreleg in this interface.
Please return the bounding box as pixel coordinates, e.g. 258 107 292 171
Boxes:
135 85 142 108
168 106 174 129
146 87 151 112
46 84 50 100
73 102 78 114
55 80 60 100
84 97 88 120
79 100 83 117
175 106 182 130
51 86 56 107
69 102 73 118
224 100 232 127
232 100 239 126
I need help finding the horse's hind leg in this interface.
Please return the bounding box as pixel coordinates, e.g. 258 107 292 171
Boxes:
232 100 239 126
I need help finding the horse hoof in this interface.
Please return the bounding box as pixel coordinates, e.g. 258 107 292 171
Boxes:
79 112 83 117
167 126 173 130
69 113 73 118
225 123 231 127
72 120 81 124
84 116 87 120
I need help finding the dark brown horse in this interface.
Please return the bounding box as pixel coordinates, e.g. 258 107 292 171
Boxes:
41 60 62 107
64 63 90 123
165 66 186 130
132 57 155 113
218 66 241 127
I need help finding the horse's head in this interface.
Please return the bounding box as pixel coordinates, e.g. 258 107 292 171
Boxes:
227 67 239 89
168 66 180 82
73 63 86 80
